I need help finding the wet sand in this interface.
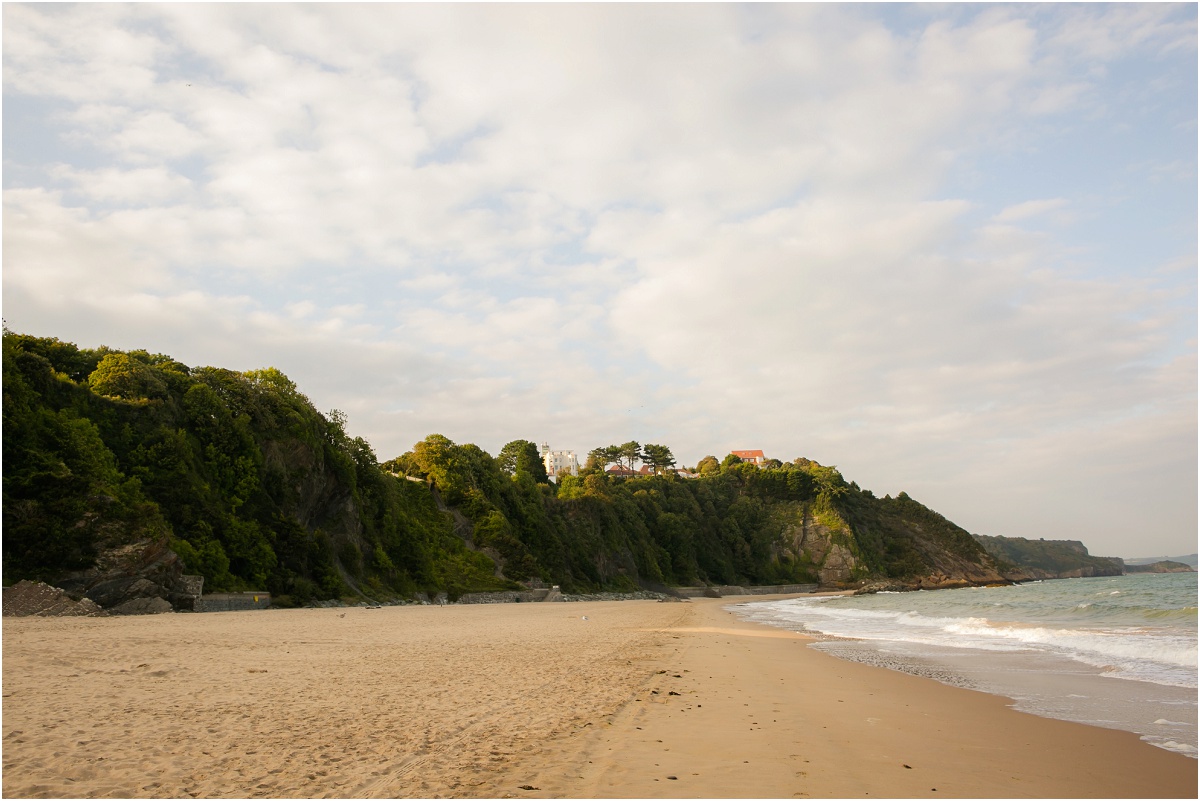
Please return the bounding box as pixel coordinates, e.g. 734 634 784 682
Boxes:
3 596 1195 798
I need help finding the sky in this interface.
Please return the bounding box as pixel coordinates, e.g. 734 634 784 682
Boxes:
3 3 1196 559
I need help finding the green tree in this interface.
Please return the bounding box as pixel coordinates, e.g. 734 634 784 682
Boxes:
411 434 457 489
696 455 720 475
721 453 743 469
617 441 642 472
586 445 621 472
244 367 302 398
642 443 676 475
498 439 549 483
88 353 167 400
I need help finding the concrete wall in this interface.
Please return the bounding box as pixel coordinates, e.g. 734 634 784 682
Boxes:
675 583 818 598
196 592 271 612
740 583 818 595
455 589 551 604
674 587 719 598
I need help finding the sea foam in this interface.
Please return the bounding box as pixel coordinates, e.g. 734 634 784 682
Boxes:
736 572 1198 757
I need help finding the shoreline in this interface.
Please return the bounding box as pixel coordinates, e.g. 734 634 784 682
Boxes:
3 596 1195 798
731 583 1200 761
548 597 1197 798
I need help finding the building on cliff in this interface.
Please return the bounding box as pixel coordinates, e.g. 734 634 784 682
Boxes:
606 465 655 478
540 443 579 480
730 449 766 466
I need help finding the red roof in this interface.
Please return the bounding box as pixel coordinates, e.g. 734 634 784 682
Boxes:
731 449 765 459
606 465 656 476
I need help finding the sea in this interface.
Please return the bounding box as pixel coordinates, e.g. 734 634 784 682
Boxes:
733 572 1197 757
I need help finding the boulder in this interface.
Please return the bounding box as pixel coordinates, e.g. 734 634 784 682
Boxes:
108 597 173 615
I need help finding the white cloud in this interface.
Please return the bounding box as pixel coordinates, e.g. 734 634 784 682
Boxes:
1045 3 1198 62
3 3 1194 556
2 4 163 103
51 165 194 205
993 198 1069 223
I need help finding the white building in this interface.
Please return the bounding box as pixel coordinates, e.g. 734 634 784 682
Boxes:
540 442 579 480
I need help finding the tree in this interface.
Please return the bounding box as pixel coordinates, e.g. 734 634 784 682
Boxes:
411 434 457 491
696 455 720 475
586 445 621 472
721 453 743 469
617 441 642 472
244 367 303 400
88 352 167 400
642 443 676 475
498 439 549 483
498 440 525 474
583 450 605 472
326 408 348 443
806 463 849 497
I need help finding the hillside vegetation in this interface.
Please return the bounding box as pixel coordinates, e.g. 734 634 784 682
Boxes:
972 534 1124 579
5 330 1021 608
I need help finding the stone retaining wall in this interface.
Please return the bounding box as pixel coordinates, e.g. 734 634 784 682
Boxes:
196 592 271 612
740 583 819 595
675 583 818 598
455 589 551 604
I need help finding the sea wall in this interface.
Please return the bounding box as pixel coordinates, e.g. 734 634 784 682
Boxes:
675 583 818 598
455 589 552 604
196 592 272 612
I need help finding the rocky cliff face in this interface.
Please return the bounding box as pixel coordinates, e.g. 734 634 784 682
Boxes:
904 526 1010 588
852 539 1010 593
973 535 1124 580
54 537 202 614
262 439 363 543
769 502 864 586
774 497 1011 591
1125 560 1195 574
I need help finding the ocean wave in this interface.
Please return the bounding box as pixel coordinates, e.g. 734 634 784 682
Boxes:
1145 739 1198 756
742 583 1198 689
737 577 1198 758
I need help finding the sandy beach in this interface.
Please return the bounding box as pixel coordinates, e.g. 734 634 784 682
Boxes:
3 596 1195 799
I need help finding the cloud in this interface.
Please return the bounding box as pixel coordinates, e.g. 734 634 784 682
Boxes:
993 198 1069 223
51 165 195 205
3 3 1195 556
1044 3 1198 62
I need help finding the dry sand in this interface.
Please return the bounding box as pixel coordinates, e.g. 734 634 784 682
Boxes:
2 596 1195 799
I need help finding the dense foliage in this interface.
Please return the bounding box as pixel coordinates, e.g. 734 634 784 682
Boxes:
3 331 507 604
5 331 1004 604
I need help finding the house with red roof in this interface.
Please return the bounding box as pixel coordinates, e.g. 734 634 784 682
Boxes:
606 465 654 478
730 449 766 466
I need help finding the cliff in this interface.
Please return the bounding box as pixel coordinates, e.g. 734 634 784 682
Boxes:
972 535 1124 580
3 330 1028 611
3 331 510 610
1125 560 1195 574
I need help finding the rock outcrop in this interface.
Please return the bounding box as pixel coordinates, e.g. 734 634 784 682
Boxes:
1125 560 1195 574
773 505 866 586
973 535 1124 580
3 580 107 617
53 537 202 613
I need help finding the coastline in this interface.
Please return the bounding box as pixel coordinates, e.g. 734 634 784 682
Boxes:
553 596 1197 798
3 596 1195 798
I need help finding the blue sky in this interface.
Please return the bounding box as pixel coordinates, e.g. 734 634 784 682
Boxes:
4 3 1196 558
